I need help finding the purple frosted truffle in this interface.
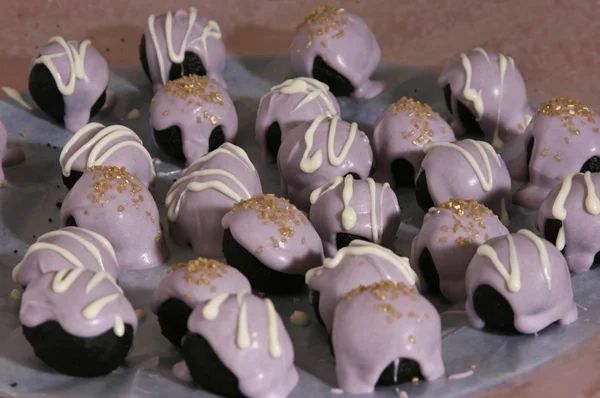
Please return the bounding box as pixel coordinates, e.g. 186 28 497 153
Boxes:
0 121 25 185
256 77 340 163
60 166 169 269
514 97 600 209
372 97 456 187
12 227 119 288
410 199 509 303
536 172 600 273
465 230 578 334
332 281 444 394
306 240 418 332
277 115 373 210
309 175 400 257
290 6 384 99
60 123 155 187
165 143 262 258
185 292 298 397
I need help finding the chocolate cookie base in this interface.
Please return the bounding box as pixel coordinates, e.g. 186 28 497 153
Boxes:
156 298 193 348
312 56 355 97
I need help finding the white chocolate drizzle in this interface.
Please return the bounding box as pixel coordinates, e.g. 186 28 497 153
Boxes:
34 37 90 96
83 293 121 319
476 234 521 292
202 292 230 320
473 47 490 63
518 229 552 290
460 53 485 120
310 175 343 205
491 54 508 149
236 300 251 349
341 175 357 230
262 77 338 117
52 268 85 293
1 87 32 110
187 143 255 172
264 298 282 359
113 314 125 337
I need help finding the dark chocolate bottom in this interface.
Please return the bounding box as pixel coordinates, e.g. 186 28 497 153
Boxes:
443 85 453 115
472 284 518 333
310 290 326 329
580 156 600 173
377 358 423 386
525 137 534 178
62 170 83 190
182 333 244 398
266 122 282 163
415 172 434 212
222 229 305 294
66 216 77 227
335 233 369 251
442 85 484 136
312 56 355 97
544 219 600 268
156 298 193 348
418 248 440 294
391 158 416 187
153 125 225 164
29 63 106 128
139 35 208 83
22 321 133 377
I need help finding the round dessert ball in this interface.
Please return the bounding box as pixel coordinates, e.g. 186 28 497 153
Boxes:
465 230 578 334
59 123 155 189
0 120 25 185
140 7 226 91
306 240 418 331
151 258 250 347
150 75 237 165
20 268 137 377
415 139 511 224
410 199 509 303
166 143 261 258
60 166 169 269
221 194 324 294
278 115 373 211
290 6 384 99
29 37 110 132
12 226 119 288
332 281 444 394
183 292 298 397
309 174 400 257
372 97 456 187
256 77 340 163
514 97 600 209
536 171 600 273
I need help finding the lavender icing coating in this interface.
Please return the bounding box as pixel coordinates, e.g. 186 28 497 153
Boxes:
60 123 155 187
419 139 511 223
20 268 137 338
372 97 456 186
277 115 373 210
465 231 578 334
256 77 341 163
514 98 600 209
31 37 110 132
221 194 324 274
309 175 400 257
151 258 250 312
332 281 444 394
60 166 169 269
143 8 226 90
150 75 238 166
410 199 509 303
12 226 119 288
290 6 384 99
438 48 532 149
187 292 298 398
306 240 418 332
536 172 600 273
165 143 262 258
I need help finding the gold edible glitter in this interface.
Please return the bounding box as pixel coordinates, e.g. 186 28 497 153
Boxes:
436 199 496 248
159 74 223 105
83 166 143 209
409 335 415 344
555 154 561 162
170 258 229 286
541 148 549 157
389 97 442 146
117 205 125 212
439 237 448 242
293 6 348 49
538 97 596 137
342 281 420 323
256 246 264 254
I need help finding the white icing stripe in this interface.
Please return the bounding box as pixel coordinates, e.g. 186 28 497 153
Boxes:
556 227 566 251
368 178 380 243
491 54 508 149
202 292 230 320
518 229 552 290
114 314 125 336
264 298 282 359
309 176 343 205
1 87 33 110
341 175 357 230
52 268 85 293
82 293 121 319
552 173 575 221
147 14 167 85
13 241 86 283
34 37 90 96
262 77 337 117
473 47 490 63
500 197 510 226
423 139 499 192
189 20 222 54
186 143 255 172
76 228 118 266
507 56 515 69
300 115 357 173
584 171 600 215
86 271 122 294
477 234 521 292
236 300 251 349
460 53 485 120
41 229 107 271
166 8 197 65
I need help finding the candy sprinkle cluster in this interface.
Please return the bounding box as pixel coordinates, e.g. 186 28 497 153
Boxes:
428 199 495 246
84 166 143 206
538 97 597 135
171 258 229 290
293 6 348 49
389 97 447 146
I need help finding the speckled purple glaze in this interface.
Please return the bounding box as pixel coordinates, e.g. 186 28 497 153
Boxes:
514 98 600 209
277 115 373 210
332 281 444 394
306 240 418 332
12 226 119 288
151 258 250 312
419 139 511 223
20 269 137 338
410 199 509 303
60 166 169 269
372 97 456 186
290 6 383 99
465 231 578 334
255 77 340 163
150 75 237 166
59 123 155 187
222 194 324 274
166 143 262 258
30 37 110 132
309 175 400 257
536 172 600 273
143 8 226 90
187 292 298 398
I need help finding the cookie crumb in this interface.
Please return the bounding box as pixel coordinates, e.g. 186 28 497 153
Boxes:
127 108 141 120
411 377 419 384
9 289 21 301
292 296 301 303
20 132 27 138
9 382 17 387
290 311 310 326
56 201 62 208
48 218 53 223
257 292 266 297
135 309 145 320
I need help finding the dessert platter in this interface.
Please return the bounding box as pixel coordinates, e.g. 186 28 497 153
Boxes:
0 5 600 398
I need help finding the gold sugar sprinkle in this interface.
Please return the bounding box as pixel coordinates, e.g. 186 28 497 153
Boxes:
293 297 301 303
185 293 193 299
117 205 125 212
564 137 570 144
301 236 306 245
342 280 419 322
439 237 448 242
594 128 599 133
159 74 223 106
555 154 561 162
538 97 596 137
293 6 348 49
256 246 264 254
83 210 89 215
409 335 415 344
441 225 449 232
127 108 141 120
541 148 549 156
170 258 230 286
412 377 419 384
83 166 143 210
